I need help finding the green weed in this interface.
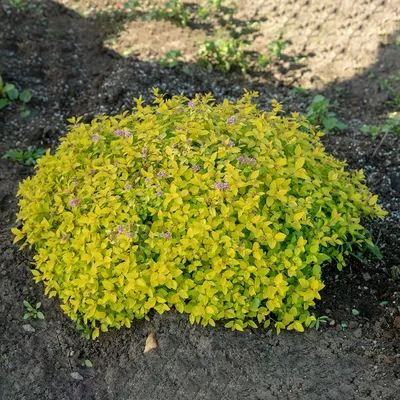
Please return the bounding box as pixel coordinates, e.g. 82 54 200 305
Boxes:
306 95 347 133
158 50 183 68
361 115 400 139
197 39 249 73
23 300 44 320
268 39 289 58
309 315 328 331
0 75 32 117
291 86 310 96
3 146 46 166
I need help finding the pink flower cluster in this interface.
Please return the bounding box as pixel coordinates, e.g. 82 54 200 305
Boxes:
226 116 236 125
214 182 229 191
224 139 235 147
114 129 131 138
69 199 79 207
160 231 172 240
237 156 257 164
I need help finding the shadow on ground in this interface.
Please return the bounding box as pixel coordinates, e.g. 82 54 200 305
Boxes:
0 1 399 399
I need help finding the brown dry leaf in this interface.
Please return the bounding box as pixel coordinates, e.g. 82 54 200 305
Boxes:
144 332 158 353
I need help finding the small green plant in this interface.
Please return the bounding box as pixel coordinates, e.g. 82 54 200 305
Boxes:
158 50 183 68
257 54 270 68
197 6 210 20
8 0 30 9
76 319 93 339
144 0 190 27
351 309 360 316
84 359 93 368
391 265 400 281
378 76 400 108
268 39 289 58
0 75 32 115
361 115 400 139
380 79 392 91
197 39 249 73
3 146 46 166
309 315 328 330
23 300 44 320
291 86 310 96
360 124 381 140
386 91 400 108
163 0 190 26
124 0 141 9
306 95 347 133
208 0 225 13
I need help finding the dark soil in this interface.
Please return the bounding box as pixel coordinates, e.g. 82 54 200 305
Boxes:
1 1 400 399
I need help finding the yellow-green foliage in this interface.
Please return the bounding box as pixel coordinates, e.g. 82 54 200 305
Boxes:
13 90 386 339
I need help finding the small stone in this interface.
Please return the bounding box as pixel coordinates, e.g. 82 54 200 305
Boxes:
394 379 400 386
393 316 400 330
349 321 359 329
70 372 83 381
362 272 372 282
354 328 362 338
329 319 336 326
22 324 35 333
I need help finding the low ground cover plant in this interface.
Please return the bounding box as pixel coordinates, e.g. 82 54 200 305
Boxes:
268 39 289 59
361 115 400 139
197 39 249 73
12 90 386 339
3 146 45 165
0 74 32 116
23 300 44 320
306 95 347 133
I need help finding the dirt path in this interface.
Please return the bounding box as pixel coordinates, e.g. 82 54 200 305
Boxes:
1 1 400 399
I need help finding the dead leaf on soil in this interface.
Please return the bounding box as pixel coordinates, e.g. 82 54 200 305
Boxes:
144 332 158 353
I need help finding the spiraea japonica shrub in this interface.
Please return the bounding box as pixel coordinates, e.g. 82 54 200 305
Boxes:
13 89 386 339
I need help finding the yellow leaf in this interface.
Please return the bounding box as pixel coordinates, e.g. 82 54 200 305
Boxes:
295 157 305 170
274 273 283 286
294 211 304 221
250 170 259 180
293 321 304 332
369 195 378 206
103 280 114 291
275 232 286 242
276 158 286 167
298 278 309 288
92 328 100 340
